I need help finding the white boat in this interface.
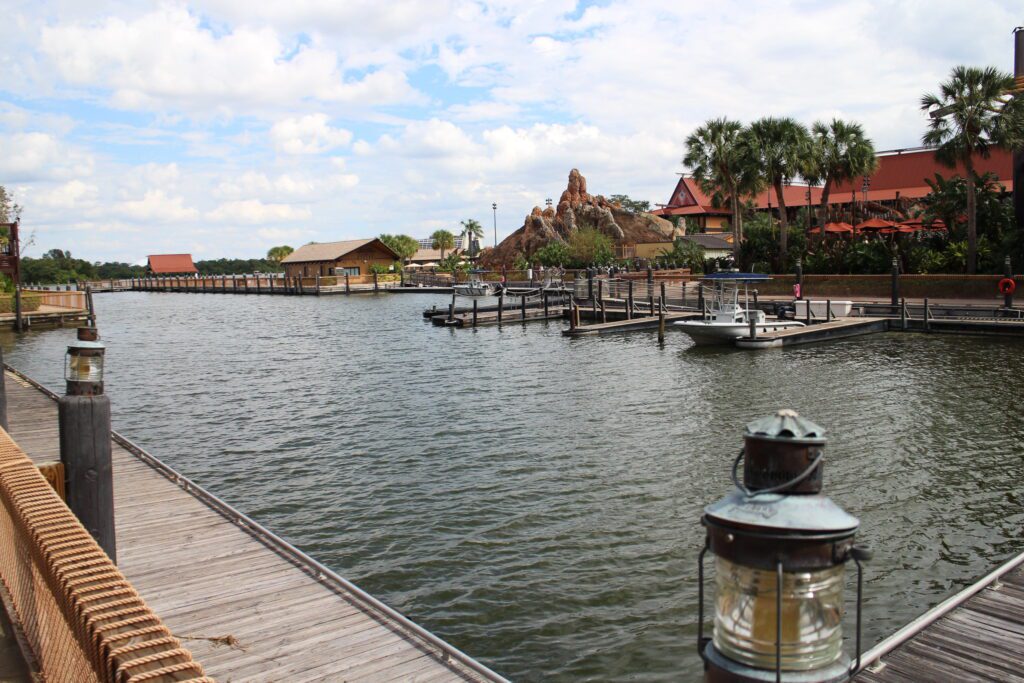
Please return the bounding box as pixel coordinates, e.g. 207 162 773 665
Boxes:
675 273 805 345
453 280 493 297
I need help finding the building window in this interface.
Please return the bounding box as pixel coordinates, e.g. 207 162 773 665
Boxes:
335 266 360 276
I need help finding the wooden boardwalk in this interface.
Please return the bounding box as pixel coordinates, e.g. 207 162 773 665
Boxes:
4 369 506 683
563 311 701 337
856 551 1024 682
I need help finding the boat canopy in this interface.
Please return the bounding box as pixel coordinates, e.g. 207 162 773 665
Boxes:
701 272 771 282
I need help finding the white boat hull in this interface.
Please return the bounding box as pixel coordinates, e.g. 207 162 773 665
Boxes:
453 285 492 297
674 320 805 346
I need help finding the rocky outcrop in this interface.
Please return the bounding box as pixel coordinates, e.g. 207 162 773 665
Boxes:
482 169 680 266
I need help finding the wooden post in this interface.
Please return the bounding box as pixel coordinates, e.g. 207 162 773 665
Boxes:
597 279 603 314
59 335 115 562
543 290 549 317
521 293 527 321
648 293 654 317
472 299 478 327
1005 256 1014 310
256 276 261 295
658 297 666 343
0 345 7 431
795 258 803 300
345 273 351 295
497 290 504 324
627 280 634 320
374 272 379 292
660 282 667 310
316 274 321 296
901 297 907 330
698 283 704 319
826 299 832 322
600 299 607 323
924 297 930 331
269 277 274 294
587 269 594 301
569 301 577 331
890 257 900 308
749 317 757 340
14 285 22 332
805 300 811 325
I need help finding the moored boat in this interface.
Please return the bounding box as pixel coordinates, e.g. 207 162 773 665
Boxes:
674 273 805 345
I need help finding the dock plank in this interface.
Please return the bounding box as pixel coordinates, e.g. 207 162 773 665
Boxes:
2 371 504 683
855 556 1024 682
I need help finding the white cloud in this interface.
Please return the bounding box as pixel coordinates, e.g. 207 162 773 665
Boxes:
0 132 94 182
37 6 424 116
207 200 312 223
270 114 352 154
116 190 199 222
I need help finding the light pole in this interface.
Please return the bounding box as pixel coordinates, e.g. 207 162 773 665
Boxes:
492 202 497 248
861 177 870 222
697 409 869 682
545 198 553 211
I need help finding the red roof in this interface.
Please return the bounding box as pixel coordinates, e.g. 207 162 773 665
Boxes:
148 254 198 274
656 147 1013 218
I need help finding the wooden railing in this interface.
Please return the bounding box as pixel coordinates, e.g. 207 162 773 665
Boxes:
21 289 87 310
0 427 210 682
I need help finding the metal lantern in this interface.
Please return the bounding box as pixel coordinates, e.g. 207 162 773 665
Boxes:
65 327 105 396
698 409 869 683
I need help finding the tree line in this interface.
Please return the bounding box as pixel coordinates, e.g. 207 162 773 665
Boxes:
685 64 1024 273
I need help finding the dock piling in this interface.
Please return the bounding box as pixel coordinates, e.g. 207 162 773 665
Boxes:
826 299 832 322
698 283 704 319
891 257 900 308
658 297 666 343
472 299 478 327
1005 256 1014 310
345 273 350 294
58 326 116 563
901 297 907 330
627 280 634 320
924 297 931 331
498 291 504 324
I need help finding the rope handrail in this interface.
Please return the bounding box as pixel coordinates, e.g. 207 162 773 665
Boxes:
0 426 211 682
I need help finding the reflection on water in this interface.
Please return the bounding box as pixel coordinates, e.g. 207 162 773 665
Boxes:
5 292 1024 681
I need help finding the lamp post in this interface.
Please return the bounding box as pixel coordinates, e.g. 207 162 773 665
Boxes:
492 202 498 248
545 198 553 210
861 177 870 224
58 326 116 562
697 409 869 683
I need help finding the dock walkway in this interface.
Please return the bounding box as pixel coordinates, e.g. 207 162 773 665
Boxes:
856 551 1024 682
734 318 889 349
4 368 505 683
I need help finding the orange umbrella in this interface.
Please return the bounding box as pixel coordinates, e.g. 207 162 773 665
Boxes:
808 222 855 234
856 217 898 231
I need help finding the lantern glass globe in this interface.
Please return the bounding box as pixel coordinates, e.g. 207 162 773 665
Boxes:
712 557 845 671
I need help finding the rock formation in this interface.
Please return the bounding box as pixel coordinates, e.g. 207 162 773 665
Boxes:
483 169 680 266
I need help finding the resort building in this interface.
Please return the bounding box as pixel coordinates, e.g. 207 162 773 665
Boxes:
652 147 1015 235
147 254 198 274
280 239 400 278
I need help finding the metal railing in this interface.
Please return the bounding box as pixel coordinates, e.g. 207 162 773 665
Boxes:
0 427 211 682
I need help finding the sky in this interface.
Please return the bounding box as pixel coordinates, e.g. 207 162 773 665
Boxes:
0 0 1020 263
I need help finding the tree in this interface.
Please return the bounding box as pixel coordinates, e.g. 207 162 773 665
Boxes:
0 185 22 224
658 238 705 273
567 228 614 267
379 234 419 264
921 65 1024 273
921 172 1013 243
431 229 456 260
459 219 484 258
534 241 571 267
608 194 651 214
266 245 294 266
808 119 878 237
683 118 759 261
741 117 811 268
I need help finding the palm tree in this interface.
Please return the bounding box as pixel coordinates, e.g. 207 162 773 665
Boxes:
459 219 484 258
921 65 1024 273
431 229 456 261
266 245 294 266
741 117 811 267
809 119 878 240
683 118 759 260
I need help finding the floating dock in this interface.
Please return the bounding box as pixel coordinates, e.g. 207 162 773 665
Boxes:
4 367 506 683
563 311 701 337
735 318 890 349
855 551 1024 681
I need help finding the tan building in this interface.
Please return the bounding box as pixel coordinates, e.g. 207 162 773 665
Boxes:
280 239 399 277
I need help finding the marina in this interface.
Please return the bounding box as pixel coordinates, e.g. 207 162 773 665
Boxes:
5 291 1024 680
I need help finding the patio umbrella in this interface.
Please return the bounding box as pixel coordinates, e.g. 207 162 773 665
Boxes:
809 222 855 235
856 217 898 232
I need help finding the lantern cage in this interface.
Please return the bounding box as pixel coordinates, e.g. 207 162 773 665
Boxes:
696 410 870 683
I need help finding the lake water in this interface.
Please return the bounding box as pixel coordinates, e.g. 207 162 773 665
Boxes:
4 291 1024 681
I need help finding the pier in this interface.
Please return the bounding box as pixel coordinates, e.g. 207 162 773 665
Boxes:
3 367 506 682
856 551 1024 681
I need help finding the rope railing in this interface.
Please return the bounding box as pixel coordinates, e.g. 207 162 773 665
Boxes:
0 428 211 683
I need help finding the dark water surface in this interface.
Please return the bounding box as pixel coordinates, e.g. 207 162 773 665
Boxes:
5 292 1024 681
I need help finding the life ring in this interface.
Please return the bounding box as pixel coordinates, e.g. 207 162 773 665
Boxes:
998 278 1016 296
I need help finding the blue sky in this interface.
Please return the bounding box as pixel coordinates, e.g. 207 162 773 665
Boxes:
0 0 1019 263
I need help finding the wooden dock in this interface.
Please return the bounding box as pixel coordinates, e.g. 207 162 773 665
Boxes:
856 551 1024 682
563 311 702 336
3 368 506 683
734 317 890 349
431 306 568 327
